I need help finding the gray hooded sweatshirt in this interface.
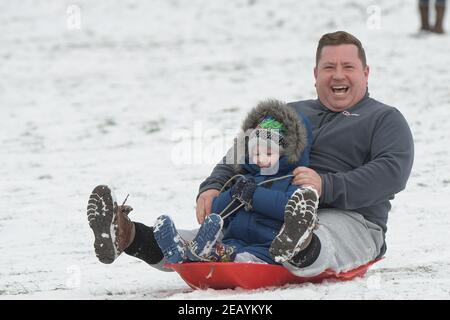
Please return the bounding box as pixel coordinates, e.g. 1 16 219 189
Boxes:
199 92 414 239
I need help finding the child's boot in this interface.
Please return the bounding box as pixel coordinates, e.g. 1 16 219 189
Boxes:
186 214 233 262
153 215 188 264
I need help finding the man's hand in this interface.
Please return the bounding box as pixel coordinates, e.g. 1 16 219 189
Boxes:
292 167 322 197
196 189 220 224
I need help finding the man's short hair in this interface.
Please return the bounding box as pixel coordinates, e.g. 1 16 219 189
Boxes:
316 31 367 67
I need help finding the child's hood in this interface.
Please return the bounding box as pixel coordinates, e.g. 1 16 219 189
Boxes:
233 99 310 172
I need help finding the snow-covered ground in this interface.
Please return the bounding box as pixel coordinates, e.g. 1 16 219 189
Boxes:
1 0 449 299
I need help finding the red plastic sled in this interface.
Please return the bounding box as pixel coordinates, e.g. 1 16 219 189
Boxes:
166 260 380 290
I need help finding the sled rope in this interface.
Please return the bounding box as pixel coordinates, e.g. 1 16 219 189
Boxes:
185 243 217 262
217 174 294 220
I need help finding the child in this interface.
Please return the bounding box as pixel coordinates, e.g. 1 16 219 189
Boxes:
153 99 320 265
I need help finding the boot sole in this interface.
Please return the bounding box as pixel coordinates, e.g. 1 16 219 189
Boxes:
153 215 186 264
87 185 119 264
187 214 223 261
269 187 319 263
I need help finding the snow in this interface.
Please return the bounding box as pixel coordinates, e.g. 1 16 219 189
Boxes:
1 0 450 299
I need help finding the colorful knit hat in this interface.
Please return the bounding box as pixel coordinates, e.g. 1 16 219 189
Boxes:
248 116 287 154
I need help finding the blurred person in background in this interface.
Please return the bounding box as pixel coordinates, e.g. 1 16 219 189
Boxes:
419 0 446 33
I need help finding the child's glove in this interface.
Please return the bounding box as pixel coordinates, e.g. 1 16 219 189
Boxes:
230 177 257 211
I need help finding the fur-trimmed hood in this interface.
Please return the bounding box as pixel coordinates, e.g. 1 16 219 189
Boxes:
232 99 310 172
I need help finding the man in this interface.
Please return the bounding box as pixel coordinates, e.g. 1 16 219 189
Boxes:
195 31 414 276
87 31 414 277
